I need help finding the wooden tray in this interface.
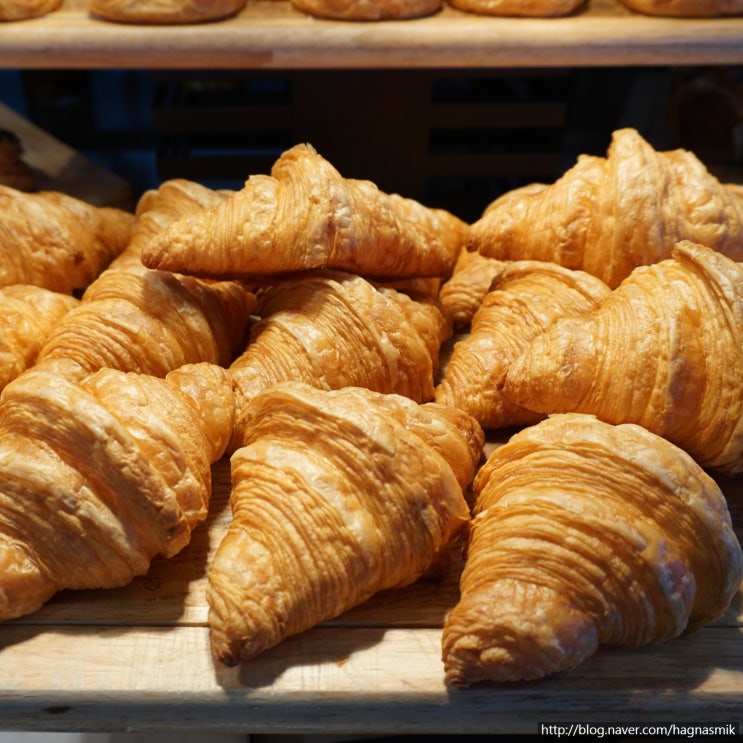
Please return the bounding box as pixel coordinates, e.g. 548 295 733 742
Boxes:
1 455 742 735
0 0 742 70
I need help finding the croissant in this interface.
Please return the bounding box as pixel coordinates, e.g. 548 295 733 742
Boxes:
442 412 743 685
291 0 442 19
0 362 235 622
616 0 743 14
502 240 743 475
0 0 59 19
228 270 451 447
141 143 467 281
0 185 135 294
435 261 610 430
35 180 256 379
468 128 743 288
446 0 583 15
0 129 36 191
436 249 508 328
0 285 79 392
207 381 484 666
89 0 245 23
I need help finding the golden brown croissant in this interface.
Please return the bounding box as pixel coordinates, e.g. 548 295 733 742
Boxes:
228 270 451 447
0 185 135 295
89 0 245 23
0 130 36 191
435 261 610 430
436 249 507 328
0 0 59 19
447 0 583 15
0 362 235 622
616 0 743 14
141 143 467 281
502 240 743 475
468 128 743 288
291 0 442 19
207 381 484 666
35 180 256 379
442 412 743 685
0 285 79 392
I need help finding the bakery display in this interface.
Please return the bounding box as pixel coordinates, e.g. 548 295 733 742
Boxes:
435 261 610 430
141 142 467 281
291 0 442 18
0 130 740 698
501 240 743 475
0 362 234 622
442 413 743 684
89 0 246 24
446 0 584 16
207 381 483 666
468 127 743 289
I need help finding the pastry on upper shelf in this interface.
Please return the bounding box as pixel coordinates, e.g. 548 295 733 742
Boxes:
291 0 442 19
501 241 743 475
468 128 743 289
228 269 451 449
89 0 246 23
616 0 742 15
0 0 60 20
141 143 467 282
0 185 135 295
0 285 79 392
435 261 610 430
35 179 256 380
0 129 36 192
442 413 743 685
207 381 484 666
0 362 235 622
446 0 584 15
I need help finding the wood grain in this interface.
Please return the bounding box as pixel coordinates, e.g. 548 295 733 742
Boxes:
0 0 742 70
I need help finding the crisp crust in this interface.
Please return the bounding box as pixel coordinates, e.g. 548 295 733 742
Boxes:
89 0 246 23
291 0 442 19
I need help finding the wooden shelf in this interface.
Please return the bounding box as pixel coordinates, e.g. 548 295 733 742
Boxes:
1 0 743 70
1 457 742 734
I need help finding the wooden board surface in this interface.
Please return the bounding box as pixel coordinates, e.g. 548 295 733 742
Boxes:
0 0 743 70
1 456 743 735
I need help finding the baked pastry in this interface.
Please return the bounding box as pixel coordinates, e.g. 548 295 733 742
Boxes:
0 130 36 191
0 362 235 622
35 179 256 379
291 0 442 19
442 413 743 685
207 382 484 666
435 261 610 430
436 249 507 328
228 270 451 448
502 240 743 475
468 128 743 288
447 0 583 15
616 0 743 15
0 185 135 294
0 0 60 19
141 143 467 281
0 285 79 392
89 0 246 23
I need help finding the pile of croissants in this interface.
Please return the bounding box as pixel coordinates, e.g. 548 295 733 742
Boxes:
2 0 741 23
0 127 742 687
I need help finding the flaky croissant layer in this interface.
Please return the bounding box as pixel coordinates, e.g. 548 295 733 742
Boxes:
442 413 743 685
207 382 484 666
